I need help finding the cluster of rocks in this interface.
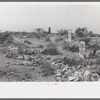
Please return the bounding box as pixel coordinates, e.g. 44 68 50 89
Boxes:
5 45 43 66
4 45 100 82
51 58 100 82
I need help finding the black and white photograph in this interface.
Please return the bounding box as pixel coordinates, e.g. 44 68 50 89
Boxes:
0 2 100 82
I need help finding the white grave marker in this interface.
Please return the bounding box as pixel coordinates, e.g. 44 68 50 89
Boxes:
79 41 85 59
68 30 72 42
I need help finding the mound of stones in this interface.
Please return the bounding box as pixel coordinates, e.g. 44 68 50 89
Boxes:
50 58 100 82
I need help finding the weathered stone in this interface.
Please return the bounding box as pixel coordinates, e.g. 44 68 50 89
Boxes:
17 55 23 60
77 65 82 69
55 76 62 82
74 71 79 78
23 61 32 66
68 76 75 81
97 77 100 81
91 74 99 81
5 61 10 67
62 75 68 82
51 61 55 66
84 70 91 81
79 41 85 59
55 69 62 78
74 71 83 81
84 70 91 77
62 66 68 72
56 73 62 77
68 30 72 42
64 71 69 75
23 55 30 60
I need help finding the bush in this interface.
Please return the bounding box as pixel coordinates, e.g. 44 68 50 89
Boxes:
57 29 68 36
45 35 51 42
55 36 64 42
88 37 100 48
5 51 18 59
62 41 79 52
79 37 91 45
41 61 55 76
42 42 60 55
33 32 48 39
36 44 44 48
75 27 88 37
0 33 13 45
24 40 31 44
17 45 34 55
63 55 81 66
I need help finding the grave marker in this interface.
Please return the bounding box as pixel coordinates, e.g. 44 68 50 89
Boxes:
68 30 72 42
79 41 85 59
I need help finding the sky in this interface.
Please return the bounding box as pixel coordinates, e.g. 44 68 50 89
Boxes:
0 2 100 33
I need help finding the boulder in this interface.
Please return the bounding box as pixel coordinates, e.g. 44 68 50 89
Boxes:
55 76 62 82
23 55 30 60
84 70 91 81
68 76 75 81
17 55 23 60
22 61 32 66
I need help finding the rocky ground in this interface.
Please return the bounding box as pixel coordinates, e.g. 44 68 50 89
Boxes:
0 48 55 82
0 33 100 82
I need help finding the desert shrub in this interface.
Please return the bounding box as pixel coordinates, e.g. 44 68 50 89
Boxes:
95 51 100 58
62 41 70 50
57 29 68 36
0 33 13 45
41 61 55 76
34 32 47 39
45 35 51 42
5 51 18 59
26 32 35 38
24 40 31 44
75 27 88 37
88 37 100 48
63 55 81 66
0 47 9 54
36 44 44 48
42 42 60 55
79 37 91 45
32 55 55 76
17 45 32 55
33 29 48 39
86 38 100 58
62 41 79 52
69 42 79 52
55 36 64 42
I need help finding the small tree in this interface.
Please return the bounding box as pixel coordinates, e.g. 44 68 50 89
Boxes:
0 33 13 44
35 28 44 34
34 28 48 39
88 39 100 58
75 27 88 37
57 29 68 36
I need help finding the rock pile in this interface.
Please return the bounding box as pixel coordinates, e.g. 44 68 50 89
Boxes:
50 58 100 82
4 45 100 82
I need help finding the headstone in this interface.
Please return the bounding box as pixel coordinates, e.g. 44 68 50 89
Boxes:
48 27 51 34
68 30 72 42
79 41 85 59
